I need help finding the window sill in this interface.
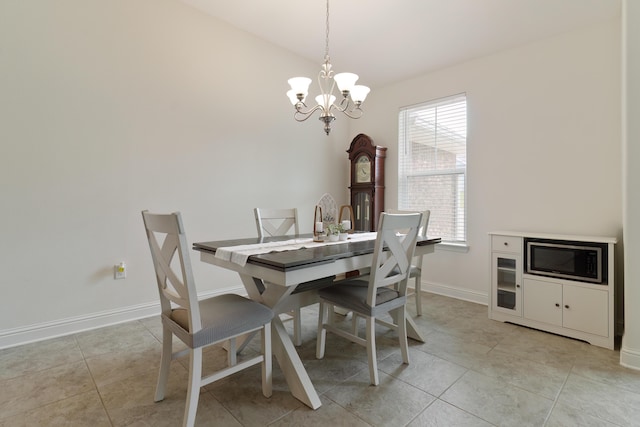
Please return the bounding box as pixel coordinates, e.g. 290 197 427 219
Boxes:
435 242 469 253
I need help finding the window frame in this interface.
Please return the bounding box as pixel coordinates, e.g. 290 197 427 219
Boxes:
398 93 468 245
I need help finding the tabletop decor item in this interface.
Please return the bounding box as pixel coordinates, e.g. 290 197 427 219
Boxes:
313 205 325 242
317 193 337 224
326 223 346 241
338 205 355 233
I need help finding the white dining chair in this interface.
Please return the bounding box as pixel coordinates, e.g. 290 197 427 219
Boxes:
142 210 273 427
386 209 431 315
254 207 300 238
254 207 303 344
316 212 422 385
254 207 335 346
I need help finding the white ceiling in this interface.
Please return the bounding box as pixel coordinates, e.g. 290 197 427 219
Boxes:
179 0 621 88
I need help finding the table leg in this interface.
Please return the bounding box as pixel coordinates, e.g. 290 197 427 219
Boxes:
271 316 322 409
239 274 322 410
406 316 425 342
388 308 426 343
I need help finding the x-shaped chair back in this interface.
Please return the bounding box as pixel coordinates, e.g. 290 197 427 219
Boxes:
366 212 422 307
254 208 299 238
142 211 202 333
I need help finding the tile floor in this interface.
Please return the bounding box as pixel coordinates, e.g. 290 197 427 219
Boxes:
1 293 640 426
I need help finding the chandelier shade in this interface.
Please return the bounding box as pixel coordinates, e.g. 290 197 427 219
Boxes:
350 85 371 103
287 77 312 99
333 73 358 93
286 0 370 135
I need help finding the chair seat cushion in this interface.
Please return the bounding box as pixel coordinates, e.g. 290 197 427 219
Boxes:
166 294 273 348
318 279 407 317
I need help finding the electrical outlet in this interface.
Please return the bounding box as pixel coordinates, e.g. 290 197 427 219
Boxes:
114 262 127 279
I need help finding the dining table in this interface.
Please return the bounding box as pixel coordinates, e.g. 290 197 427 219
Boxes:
193 232 441 410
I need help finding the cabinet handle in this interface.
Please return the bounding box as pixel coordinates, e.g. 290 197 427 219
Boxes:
503 242 508 246
555 303 560 307
564 304 570 309
516 284 520 288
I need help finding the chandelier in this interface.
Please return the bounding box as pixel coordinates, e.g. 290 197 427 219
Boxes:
286 0 370 135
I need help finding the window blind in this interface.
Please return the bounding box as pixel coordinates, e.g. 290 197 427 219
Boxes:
398 94 467 243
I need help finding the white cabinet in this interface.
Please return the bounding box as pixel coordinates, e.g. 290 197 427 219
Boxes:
522 278 562 326
523 277 608 337
489 231 616 350
491 235 523 317
563 285 609 337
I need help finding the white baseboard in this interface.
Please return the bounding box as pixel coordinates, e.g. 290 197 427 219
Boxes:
620 343 640 371
0 287 245 350
1 282 485 350
0 302 159 350
417 280 488 306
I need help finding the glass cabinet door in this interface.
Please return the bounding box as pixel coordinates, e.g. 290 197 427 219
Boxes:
492 253 522 316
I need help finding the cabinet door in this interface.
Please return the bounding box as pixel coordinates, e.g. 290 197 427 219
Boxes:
563 286 608 337
492 253 522 316
523 278 562 327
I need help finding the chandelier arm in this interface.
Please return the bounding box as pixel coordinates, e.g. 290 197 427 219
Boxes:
294 103 325 122
340 107 364 119
327 99 363 119
328 97 354 114
331 96 351 112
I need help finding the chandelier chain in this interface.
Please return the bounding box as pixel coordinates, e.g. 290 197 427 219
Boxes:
324 0 330 62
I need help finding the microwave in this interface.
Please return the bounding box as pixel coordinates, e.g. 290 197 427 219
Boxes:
524 238 607 284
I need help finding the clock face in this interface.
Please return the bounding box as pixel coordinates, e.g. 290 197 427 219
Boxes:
355 155 371 183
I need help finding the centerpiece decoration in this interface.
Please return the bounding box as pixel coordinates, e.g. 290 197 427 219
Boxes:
327 223 348 241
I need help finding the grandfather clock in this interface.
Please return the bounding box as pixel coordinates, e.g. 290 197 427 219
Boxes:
347 134 386 231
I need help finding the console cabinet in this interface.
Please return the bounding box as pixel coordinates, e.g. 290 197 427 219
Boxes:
489 231 616 349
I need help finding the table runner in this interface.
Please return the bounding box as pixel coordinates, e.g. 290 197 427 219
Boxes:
215 232 378 266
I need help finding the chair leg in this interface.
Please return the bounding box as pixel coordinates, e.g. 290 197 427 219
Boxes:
415 273 422 316
183 348 203 427
351 313 359 337
293 308 302 346
261 323 273 398
227 337 237 366
154 326 173 402
366 317 379 386
316 302 327 359
397 308 410 365
327 303 335 326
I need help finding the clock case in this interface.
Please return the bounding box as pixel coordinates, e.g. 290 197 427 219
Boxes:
347 134 386 232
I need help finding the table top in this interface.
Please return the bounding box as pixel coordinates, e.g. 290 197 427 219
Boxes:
193 233 441 272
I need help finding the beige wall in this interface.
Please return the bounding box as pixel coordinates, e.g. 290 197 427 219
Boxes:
350 19 622 304
0 0 349 346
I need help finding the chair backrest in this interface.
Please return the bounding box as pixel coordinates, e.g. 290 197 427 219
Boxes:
386 208 430 266
141 210 202 333
254 208 299 238
385 209 430 238
366 212 422 307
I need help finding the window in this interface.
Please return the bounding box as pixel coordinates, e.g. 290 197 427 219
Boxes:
398 94 467 243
